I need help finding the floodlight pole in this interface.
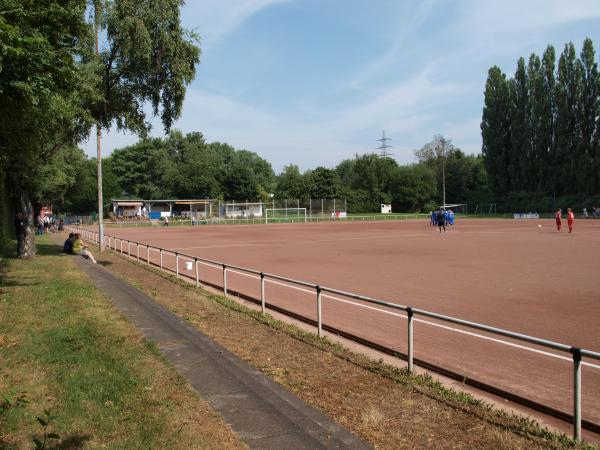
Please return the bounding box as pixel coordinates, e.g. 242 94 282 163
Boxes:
95 9 105 251
441 138 446 210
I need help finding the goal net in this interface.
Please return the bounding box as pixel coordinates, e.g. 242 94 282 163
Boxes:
265 208 307 224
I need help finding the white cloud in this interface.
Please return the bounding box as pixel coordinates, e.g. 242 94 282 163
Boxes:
343 0 439 90
460 0 600 33
183 0 290 44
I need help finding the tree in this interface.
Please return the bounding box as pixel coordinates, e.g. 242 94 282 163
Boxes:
540 46 557 194
577 38 599 192
304 167 343 199
89 1 200 134
527 52 548 192
0 0 93 257
509 57 530 190
222 160 261 200
481 66 512 195
89 0 200 249
37 146 88 212
389 164 436 212
554 42 581 194
415 134 456 205
275 165 307 199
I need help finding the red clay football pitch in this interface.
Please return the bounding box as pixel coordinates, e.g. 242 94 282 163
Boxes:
99 218 600 427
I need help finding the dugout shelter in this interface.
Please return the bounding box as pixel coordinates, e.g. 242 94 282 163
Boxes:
112 199 214 219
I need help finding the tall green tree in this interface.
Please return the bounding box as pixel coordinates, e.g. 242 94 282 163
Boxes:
540 45 557 193
553 42 581 194
577 38 599 192
481 66 512 195
509 57 530 190
0 0 93 256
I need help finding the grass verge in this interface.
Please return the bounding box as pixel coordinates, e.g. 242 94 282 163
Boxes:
0 235 246 449
91 242 599 449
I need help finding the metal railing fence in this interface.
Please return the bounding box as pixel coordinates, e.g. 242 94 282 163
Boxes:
68 225 600 441
100 213 431 228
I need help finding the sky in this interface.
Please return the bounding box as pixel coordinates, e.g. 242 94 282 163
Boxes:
82 0 600 172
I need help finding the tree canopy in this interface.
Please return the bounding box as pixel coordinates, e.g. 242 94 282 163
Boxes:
0 0 200 256
482 38 600 200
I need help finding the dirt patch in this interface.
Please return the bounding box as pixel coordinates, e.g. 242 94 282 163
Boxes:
89 247 593 449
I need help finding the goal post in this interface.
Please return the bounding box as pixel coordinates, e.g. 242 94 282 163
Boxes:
265 208 307 224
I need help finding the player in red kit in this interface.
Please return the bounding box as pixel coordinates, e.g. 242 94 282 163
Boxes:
567 208 574 233
555 208 562 231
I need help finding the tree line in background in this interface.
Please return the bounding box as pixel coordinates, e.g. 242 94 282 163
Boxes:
482 38 600 211
56 132 489 215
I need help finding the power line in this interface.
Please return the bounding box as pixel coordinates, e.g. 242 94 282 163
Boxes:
376 130 394 158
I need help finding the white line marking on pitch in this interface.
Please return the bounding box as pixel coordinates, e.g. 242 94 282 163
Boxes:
220 267 600 370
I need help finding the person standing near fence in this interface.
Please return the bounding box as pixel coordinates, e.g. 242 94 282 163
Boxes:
14 212 27 257
555 208 562 232
567 208 575 233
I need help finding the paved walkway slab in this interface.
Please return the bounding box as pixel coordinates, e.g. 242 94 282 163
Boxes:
75 257 372 450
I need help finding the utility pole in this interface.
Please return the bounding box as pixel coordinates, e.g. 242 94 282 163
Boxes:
377 130 394 158
440 137 446 210
95 7 105 250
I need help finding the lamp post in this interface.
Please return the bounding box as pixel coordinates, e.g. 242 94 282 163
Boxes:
95 7 105 251
440 137 446 210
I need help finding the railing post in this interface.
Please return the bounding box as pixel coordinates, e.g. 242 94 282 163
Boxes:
316 286 323 338
147 246 150 265
176 253 179 279
120 240 123 253
572 347 582 441
195 258 200 287
223 264 228 295
160 249 163 270
260 272 265 314
407 307 414 373
128 241 131 257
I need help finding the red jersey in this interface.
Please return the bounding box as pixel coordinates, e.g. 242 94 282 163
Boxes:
555 211 562 222
567 211 574 223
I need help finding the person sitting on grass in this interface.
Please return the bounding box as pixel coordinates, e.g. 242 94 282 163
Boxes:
71 233 97 264
63 233 74 253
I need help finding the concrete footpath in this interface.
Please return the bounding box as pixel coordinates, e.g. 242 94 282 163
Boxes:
74 256 372 450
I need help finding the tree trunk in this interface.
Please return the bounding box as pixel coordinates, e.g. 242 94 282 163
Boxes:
19 192 36 259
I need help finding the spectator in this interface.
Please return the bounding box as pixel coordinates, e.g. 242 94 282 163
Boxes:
63 233 74 253
37 215 44 235
14 212 27 257
71 233 97 263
